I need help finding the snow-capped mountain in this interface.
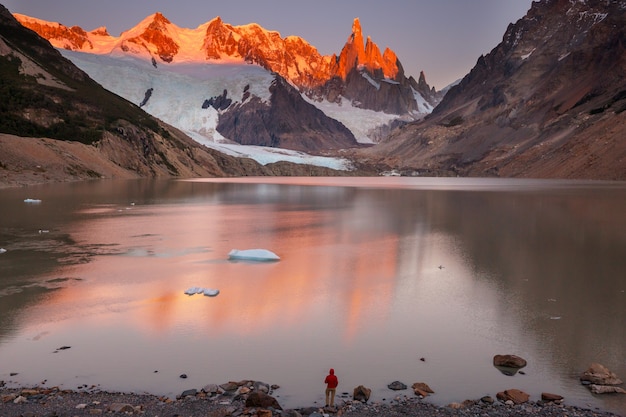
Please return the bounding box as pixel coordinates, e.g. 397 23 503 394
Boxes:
367 0 626 180
15 12 440 155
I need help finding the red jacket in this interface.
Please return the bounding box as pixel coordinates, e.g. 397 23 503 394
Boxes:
325 368 338 389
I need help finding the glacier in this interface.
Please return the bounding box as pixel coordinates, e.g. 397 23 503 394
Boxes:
61 50 364 170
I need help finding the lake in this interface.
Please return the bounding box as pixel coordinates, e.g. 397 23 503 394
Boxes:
0 177 625 414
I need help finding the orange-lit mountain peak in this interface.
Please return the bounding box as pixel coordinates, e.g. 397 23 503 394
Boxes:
124 12 179 62
90 26 110 37
332 17 402 81
151 12 171 26
351 17 362 36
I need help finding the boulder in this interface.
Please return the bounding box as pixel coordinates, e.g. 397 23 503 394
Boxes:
580 363 623 385
387 381 408 390
411 382 434 397
245 392 282 410
108 403 135 413
253 381 271 393
590 384 626 395
353 385 371 402
219 381 240 392
481 396 494 404
541 392 564 402
496 389 530 404
493 354 527 369
202 384 220 395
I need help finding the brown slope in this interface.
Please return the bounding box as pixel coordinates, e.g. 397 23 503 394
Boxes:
363 0 626 180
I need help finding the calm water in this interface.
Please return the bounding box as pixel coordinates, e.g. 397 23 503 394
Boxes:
0 177 624 414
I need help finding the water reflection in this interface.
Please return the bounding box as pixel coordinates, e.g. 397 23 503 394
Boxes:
0 178 624 414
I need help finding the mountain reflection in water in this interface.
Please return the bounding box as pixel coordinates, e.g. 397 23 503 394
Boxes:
0 177 624 414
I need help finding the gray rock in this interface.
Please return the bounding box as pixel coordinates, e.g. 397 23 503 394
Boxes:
387 381 408 390
107 403 134 413
180 388 197 397
253 381 270 393
202 384 220 394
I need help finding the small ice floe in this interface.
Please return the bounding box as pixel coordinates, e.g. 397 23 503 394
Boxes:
24 198 42 204
547 298 557 302
184 287 204 295
184 287 219 297
38 229 49 234
203 288 219 297
550 316 562 320
0 248 6 254
228 248 280 262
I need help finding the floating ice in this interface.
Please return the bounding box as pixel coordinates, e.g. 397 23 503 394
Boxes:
228 249 280 261
0 248 6 254
184 287 204 295
184 287 219 297
24 198 42 204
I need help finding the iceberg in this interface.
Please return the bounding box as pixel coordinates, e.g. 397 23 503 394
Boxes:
24 198 42 204
184 287 219 297
0 248 6 254
228 249 280 262
184 287 204 295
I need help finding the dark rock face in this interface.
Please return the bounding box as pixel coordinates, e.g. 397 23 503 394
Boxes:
367 0 626 180
217 77 359 153
203 89 232 110
139 88 153 107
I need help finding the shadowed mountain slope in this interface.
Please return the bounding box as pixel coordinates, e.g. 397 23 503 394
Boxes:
364 0 626 180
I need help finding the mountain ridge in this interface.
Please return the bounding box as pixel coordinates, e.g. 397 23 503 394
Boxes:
14 12 440 116
360 0 626 180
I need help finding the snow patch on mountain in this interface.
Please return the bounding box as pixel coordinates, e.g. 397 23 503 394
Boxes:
302 96 399 144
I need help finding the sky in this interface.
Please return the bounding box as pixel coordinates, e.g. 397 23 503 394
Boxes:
3 0 532 90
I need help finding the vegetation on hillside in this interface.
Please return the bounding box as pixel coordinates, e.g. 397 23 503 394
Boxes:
0 8 163 144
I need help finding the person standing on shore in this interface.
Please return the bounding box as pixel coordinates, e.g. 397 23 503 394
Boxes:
324 368 338 407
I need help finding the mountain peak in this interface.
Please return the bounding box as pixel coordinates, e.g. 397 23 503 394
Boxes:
352 18 362 35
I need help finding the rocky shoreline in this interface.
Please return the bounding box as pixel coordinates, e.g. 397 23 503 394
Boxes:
1 380 623 417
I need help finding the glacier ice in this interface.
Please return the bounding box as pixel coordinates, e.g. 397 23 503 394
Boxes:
228 248 280 261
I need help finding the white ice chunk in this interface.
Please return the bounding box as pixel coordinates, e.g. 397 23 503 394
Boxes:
24 198 42 204
185 287 219 297
228 248 280 261
184 287 203 295
203 289 220 297
0 248 6 254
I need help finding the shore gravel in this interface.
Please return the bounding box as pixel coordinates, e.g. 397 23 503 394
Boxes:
1 386 622 417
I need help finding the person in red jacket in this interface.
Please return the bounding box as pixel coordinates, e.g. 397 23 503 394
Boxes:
324 368 338 407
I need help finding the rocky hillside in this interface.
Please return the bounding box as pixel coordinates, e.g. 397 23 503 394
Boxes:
0 5 360 188
364 0 626 180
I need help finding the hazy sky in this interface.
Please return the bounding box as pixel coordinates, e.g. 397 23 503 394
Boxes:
4 0 532 89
